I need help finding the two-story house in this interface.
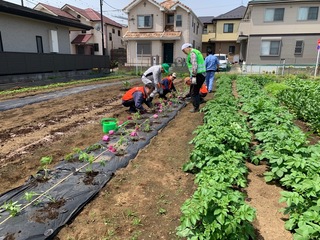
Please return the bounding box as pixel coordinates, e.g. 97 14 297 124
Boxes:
122 0 203 67
238 0 320 68
200 6 246 63
34 3 124 57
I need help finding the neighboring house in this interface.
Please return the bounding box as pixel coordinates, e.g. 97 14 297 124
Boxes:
0 1 91 54
0 1 109 77
122 0 203 66
238 0 320 66
34 3 124 56
200 6 246 63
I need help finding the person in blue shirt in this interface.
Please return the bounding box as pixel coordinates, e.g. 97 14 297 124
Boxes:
159 72 177 99
122 83 155 113
204 49 219 93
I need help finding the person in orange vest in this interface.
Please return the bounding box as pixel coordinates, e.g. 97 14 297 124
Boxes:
159 72 177 99
184 77 208 103
122 83 155 113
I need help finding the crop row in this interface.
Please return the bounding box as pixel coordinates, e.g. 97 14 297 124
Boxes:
236 76 320 240
248 74 320 134
176 75 256 239
277 78 320 133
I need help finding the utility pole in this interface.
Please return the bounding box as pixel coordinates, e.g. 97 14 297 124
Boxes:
100 0 105 56
21 0 24 6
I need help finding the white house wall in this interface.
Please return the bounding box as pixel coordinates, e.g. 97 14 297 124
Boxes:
0 13 71 53
127 1 163 32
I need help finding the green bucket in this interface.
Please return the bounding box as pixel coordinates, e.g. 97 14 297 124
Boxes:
100 118 118 133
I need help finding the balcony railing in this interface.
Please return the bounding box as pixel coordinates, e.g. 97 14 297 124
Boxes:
202 32 216 42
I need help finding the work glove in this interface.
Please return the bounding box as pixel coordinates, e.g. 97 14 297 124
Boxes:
191 76 197 85
159 88 164 95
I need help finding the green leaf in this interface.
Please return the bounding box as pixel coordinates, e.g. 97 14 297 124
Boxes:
276 169 284 178
217 214 225 225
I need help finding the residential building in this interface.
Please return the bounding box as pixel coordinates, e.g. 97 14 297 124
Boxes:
0 1 109 78
122 0 203 66
34 3 124 56
238 0 320 67
200 6 246 63
1 1 91 54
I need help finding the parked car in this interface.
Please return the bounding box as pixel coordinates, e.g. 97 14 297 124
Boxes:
214 54 230 71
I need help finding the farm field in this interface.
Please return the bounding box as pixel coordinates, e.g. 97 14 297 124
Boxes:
0 74 318 239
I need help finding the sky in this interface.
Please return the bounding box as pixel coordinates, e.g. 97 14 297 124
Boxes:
6 0 250 25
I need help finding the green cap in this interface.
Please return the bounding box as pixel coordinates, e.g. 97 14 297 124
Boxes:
161 63 169 73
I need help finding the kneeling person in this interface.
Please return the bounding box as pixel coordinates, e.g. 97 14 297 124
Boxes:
122 83 155 113
159 72 177 99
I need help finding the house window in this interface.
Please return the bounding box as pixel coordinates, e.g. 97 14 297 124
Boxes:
264 8 284 22
294 40 304 55
49 30 59 52
298 7 318 20
118 30 121 36
261 40 281 56
223 23 234 33
137 42 151 56
109 32 112 41
167 14 174 25
137 15 153 28
36 36 43 53
0 32 3 52
229 46 235 54
112 28 115 34
81 30 86 33
176 15 182 27
203 24 208 34
94 43 99 52
196 23 199 34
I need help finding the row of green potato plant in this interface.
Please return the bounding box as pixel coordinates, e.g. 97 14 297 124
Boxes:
276 78 320 133
176 75 256 239
249 74 320 134
236 76 320 240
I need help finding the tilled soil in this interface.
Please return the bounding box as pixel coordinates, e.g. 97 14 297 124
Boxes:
0 77 294 239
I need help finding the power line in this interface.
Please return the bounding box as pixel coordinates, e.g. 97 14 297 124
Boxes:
103 0 120 10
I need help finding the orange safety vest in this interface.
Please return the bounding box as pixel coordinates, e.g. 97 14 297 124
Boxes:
200 84 208 94
122 87 146 101
161 77 173 89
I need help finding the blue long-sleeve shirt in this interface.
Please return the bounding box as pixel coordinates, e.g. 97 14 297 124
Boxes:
132 91 145 111
205 54 219 71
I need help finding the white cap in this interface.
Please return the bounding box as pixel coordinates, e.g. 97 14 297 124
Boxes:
181 43 192 51
172 72 177 78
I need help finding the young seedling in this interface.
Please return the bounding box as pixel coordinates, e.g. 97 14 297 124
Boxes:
40 156 53 179
1 200 22 217
23 191 56 203
122 80 132 90
132 217 143 226
132 111 141 129
85 155 95 173
77 151 95 173
158 207 167 215
142 119 151 132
